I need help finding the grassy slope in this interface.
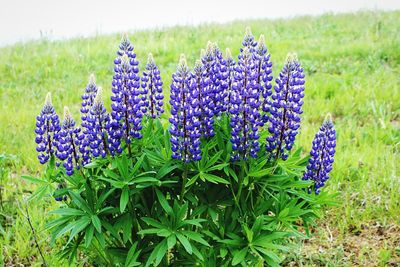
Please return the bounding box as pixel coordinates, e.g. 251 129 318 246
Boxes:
0 11 399 266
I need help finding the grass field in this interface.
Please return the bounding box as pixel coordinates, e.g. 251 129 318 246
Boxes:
0 10 399 266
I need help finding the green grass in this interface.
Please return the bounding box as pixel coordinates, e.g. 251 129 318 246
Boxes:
0 10 399 266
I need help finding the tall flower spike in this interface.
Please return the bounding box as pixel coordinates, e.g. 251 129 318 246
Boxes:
193 59 214 138
303 115 336 194
35 93 61 164
87 87 111 157
56 107 84 175
169 55 202 162
110 37 143 155
141 53 164 119
266 53 305 160
229 47 261 161
80 74 98 164
225 48 236 112
254 35 273 125
242 27 257 52
212 43 229 115
201 42 217 118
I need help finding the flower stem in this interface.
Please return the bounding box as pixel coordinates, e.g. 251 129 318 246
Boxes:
180 164 188 204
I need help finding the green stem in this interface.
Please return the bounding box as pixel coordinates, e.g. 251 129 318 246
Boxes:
180 164 188 204
255 162 279 207
236 162 245 201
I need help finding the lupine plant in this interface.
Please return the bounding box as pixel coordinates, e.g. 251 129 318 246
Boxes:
27 30 337 266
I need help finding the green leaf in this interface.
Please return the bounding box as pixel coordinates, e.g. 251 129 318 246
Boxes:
200 173 229 184
66 216 91 245
155 189 172 215
185 174 200 188
131 154 145 175
232 247 248 266
248 167 274 178
49 208 85 217
125 242 141 267
176 233 192 255
182 231 210 246
141 217 164 229
155 239 168 266
84 225 94 248
120 186 129 213
156 163 181 179
69 191 92 214
167 234 177 249
29 185 49 201
21 175 46 184
91 215 102 233
205 150 224 170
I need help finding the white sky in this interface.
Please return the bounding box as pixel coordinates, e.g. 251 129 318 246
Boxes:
0 0 399 46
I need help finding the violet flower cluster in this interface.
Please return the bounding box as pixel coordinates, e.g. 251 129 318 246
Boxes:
86 88 112 158
35 93 61 164
110 35 143 154
34 30 336 194
141 53 164 119
56 107 84 175
303 116 336 194
169 55 202 162
229 47 261 160
80 74 98 164
266 53 305 160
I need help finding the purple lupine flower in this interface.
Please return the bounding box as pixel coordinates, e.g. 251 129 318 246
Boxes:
193 59 214 138
80 74 98 164
35 93 61 164
303 116 336 194
110 35 142 154
229 47 261 161
200 42 217 117
212 43 229 115
169 55 202 162
141 53 164 119
225 48 236 112
56 107 84 176
254 35 273 125
241 27 257 53
87 88 111 157
266 53 305 160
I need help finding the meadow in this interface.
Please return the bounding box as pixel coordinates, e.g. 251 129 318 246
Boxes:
0 10 399 266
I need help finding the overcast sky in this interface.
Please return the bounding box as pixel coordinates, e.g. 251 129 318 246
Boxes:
0 0 399 46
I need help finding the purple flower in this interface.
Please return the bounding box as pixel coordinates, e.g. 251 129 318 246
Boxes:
110 35 143 154
254 35 273 125
303 115 336 194
80 74 98 164
87 88 111 157
266 53 305 160
169 55 202 162
211 43 229 115
141 53 164 119
56 107 84 176
35 93 61 164
200 42 217 118
224 48 236 112
229 47 261 160
193 59 215 138
242 27 257 53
